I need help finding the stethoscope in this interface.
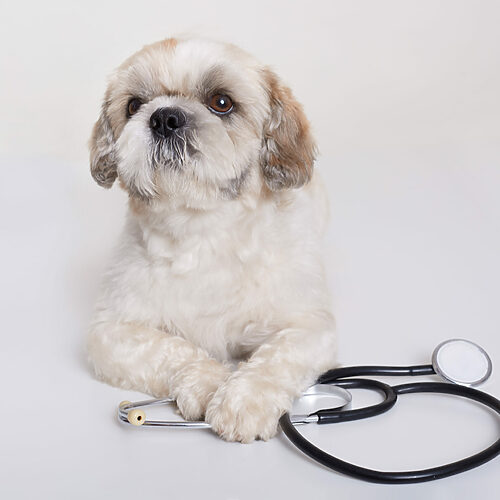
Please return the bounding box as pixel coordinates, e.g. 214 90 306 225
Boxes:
117 338 500 484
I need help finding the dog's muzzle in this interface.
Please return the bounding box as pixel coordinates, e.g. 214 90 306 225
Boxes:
150 107 187 139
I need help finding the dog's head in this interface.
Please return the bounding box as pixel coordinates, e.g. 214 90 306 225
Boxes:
89 37 316 206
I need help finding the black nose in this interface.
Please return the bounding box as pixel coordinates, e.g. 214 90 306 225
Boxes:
150 107 187 138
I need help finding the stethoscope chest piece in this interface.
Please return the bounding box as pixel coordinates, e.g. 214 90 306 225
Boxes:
432 338 493 386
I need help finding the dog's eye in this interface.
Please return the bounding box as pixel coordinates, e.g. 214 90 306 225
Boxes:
208 94 233 115
127 98 143 117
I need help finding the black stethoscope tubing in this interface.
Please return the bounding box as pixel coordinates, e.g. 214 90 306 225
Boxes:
279 365 500 484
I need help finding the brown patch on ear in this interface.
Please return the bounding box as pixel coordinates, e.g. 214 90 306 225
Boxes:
261 69 317 191
162 37 178 51
89 98 118 188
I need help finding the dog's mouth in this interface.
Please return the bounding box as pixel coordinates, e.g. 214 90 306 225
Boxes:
149 132 193 170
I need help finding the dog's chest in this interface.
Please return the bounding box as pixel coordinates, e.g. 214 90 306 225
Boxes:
142 225 280 356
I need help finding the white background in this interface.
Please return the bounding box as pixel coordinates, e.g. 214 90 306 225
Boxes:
0 1 499 498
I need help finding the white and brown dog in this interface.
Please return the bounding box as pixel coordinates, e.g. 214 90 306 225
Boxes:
88 36 336 443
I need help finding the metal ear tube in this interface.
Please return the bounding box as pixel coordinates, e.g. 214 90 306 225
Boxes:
118 385 352 428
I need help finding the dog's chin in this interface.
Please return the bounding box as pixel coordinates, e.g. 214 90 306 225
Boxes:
118 152 252 210
118 137 253 207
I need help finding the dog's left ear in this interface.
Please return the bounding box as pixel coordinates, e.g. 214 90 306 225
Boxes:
89 97 118 189
260 69 317 191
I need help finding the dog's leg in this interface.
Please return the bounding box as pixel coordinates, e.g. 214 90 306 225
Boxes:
205 326 336 442
88 322 231 420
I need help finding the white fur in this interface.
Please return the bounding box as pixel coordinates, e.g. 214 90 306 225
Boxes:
88 37 336 443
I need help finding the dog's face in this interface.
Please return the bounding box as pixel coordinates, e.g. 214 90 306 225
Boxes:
89 38 316 206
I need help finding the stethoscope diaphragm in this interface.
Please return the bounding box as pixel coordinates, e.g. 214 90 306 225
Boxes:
431 338 492 387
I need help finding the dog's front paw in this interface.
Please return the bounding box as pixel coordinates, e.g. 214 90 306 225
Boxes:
205 374 291 443
170 359 231 421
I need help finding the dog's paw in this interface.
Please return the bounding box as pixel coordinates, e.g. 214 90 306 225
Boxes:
170 359 231 421
205 373 291 443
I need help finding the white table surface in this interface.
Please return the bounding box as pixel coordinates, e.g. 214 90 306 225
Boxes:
1 149 499 499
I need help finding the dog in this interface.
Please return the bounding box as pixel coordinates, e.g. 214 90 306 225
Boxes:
87 36 336 443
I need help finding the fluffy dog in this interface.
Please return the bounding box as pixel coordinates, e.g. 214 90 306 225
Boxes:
87 36 336 443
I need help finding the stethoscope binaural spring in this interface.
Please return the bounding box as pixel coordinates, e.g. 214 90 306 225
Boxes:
117 338 499 484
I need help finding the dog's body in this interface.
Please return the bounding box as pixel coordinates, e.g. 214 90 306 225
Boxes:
88 37 336 442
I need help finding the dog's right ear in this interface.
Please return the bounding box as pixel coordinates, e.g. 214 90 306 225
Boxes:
89 99 118 188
